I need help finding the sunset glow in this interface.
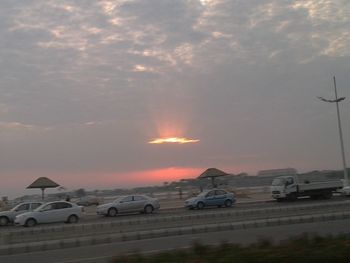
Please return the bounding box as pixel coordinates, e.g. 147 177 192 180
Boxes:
148 137 200 144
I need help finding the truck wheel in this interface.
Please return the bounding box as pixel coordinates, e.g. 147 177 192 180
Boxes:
322 191 333 199
287 193 297 201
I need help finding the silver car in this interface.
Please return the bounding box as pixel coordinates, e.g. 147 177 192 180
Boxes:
0 202 43 226
14 201 83 227
96 195 160 216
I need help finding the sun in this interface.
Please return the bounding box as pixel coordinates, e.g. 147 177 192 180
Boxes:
148 137 200 144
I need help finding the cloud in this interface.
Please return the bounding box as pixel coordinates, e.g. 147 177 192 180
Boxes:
0 0 349 194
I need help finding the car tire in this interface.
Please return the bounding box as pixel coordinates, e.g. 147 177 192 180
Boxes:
144 205 154 214
0 216 9 226
25 218 37 227
196 202 204 210
108 207 118 217
224 199 233 207
67 215 79 224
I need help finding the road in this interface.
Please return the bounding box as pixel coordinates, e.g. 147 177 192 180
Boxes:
0 196 349 263
0 219 349 263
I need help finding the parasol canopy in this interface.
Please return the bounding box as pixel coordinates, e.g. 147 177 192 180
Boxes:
27 177 60 200
198 168 228 187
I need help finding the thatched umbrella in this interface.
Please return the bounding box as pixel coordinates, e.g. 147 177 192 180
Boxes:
27 177 60 200
198 168 228 188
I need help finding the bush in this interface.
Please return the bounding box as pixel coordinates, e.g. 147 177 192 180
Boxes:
112 234 350 263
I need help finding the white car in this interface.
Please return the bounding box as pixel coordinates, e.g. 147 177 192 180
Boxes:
14 201 83 227
96 195 160 216
0 202 43 226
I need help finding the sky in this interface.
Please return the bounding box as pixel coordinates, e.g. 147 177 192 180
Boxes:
0 0 350 198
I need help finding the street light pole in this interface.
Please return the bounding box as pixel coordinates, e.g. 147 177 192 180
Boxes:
333 76 349 187
318 76 348 187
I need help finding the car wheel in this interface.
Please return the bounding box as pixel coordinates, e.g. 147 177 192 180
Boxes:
67 215 79 224
0 216 9 226
25 218 36 227
224 199 233 207
196 202 204 210
144 205 154 214
108 207 118 217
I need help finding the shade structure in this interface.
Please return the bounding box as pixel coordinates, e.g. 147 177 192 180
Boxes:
198 168 228 187
27 177 60 200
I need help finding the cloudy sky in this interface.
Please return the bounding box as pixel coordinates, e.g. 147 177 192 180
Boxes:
0 0 349 197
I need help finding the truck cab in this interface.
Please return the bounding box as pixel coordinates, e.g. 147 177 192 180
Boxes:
271 176 297 200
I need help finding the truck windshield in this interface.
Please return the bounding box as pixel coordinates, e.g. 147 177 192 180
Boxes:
272 178 286 186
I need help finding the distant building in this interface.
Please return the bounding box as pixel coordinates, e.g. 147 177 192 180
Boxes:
257 168 297 177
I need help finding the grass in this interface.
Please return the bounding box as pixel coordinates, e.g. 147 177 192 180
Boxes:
112 234 350 263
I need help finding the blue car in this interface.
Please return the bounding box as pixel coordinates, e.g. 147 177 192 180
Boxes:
185 189 235 210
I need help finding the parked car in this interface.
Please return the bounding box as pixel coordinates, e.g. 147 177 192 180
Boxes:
76 196 100 206
96 195 160 216
0 202 43 226
14 201 83 227
184 189 235 209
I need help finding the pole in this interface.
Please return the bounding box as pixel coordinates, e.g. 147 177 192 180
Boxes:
333 76 348 187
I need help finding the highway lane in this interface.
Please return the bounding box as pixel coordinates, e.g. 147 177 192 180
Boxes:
1 218 349 263
2 199 350 245
0 195 348 233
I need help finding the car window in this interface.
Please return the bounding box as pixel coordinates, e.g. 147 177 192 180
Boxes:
121 196 133 202
215 190 227 195
31 203 42 210
56 202 72 209
205 191 215 197
134 196 146 201
41 203 55 211
16 203 30 211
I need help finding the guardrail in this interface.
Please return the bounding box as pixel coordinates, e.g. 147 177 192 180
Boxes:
1 210 350 256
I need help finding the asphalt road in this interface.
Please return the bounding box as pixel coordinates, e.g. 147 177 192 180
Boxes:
1 195 348 233
1 219 349 263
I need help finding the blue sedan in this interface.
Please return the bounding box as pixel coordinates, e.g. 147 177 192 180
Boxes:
184 189 235 209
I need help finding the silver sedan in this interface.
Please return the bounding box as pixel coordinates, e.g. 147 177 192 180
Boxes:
0 202 43 226
96 195 160 217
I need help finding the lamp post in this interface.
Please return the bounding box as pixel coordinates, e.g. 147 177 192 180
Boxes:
318 76 348 187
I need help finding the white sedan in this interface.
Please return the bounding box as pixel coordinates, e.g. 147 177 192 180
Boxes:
97 195 160 216
15 201 83 227
0 202 43 226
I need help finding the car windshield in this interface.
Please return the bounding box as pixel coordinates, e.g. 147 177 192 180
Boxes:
272 178 286 186
113 196 125 203
10 204 21 211
34 203 47 212
197 190 212 197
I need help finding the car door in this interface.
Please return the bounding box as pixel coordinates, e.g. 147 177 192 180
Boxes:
118 196 134 213
204 190 216 206
214 190 227 206
133 196 147 212
55 202 73 222
37 203 60 223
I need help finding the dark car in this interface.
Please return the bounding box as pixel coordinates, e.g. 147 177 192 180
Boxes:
184 189 235 209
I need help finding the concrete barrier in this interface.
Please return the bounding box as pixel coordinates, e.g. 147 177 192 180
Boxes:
1 209 346 256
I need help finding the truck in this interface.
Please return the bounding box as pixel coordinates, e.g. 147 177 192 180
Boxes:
271 171 343 201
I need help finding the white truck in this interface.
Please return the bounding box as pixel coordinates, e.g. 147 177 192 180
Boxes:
271 172 343 201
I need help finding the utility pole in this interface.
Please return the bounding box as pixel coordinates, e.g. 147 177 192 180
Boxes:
318 76 348 187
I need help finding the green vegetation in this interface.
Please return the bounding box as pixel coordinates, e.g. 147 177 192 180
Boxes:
112 234 350 263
